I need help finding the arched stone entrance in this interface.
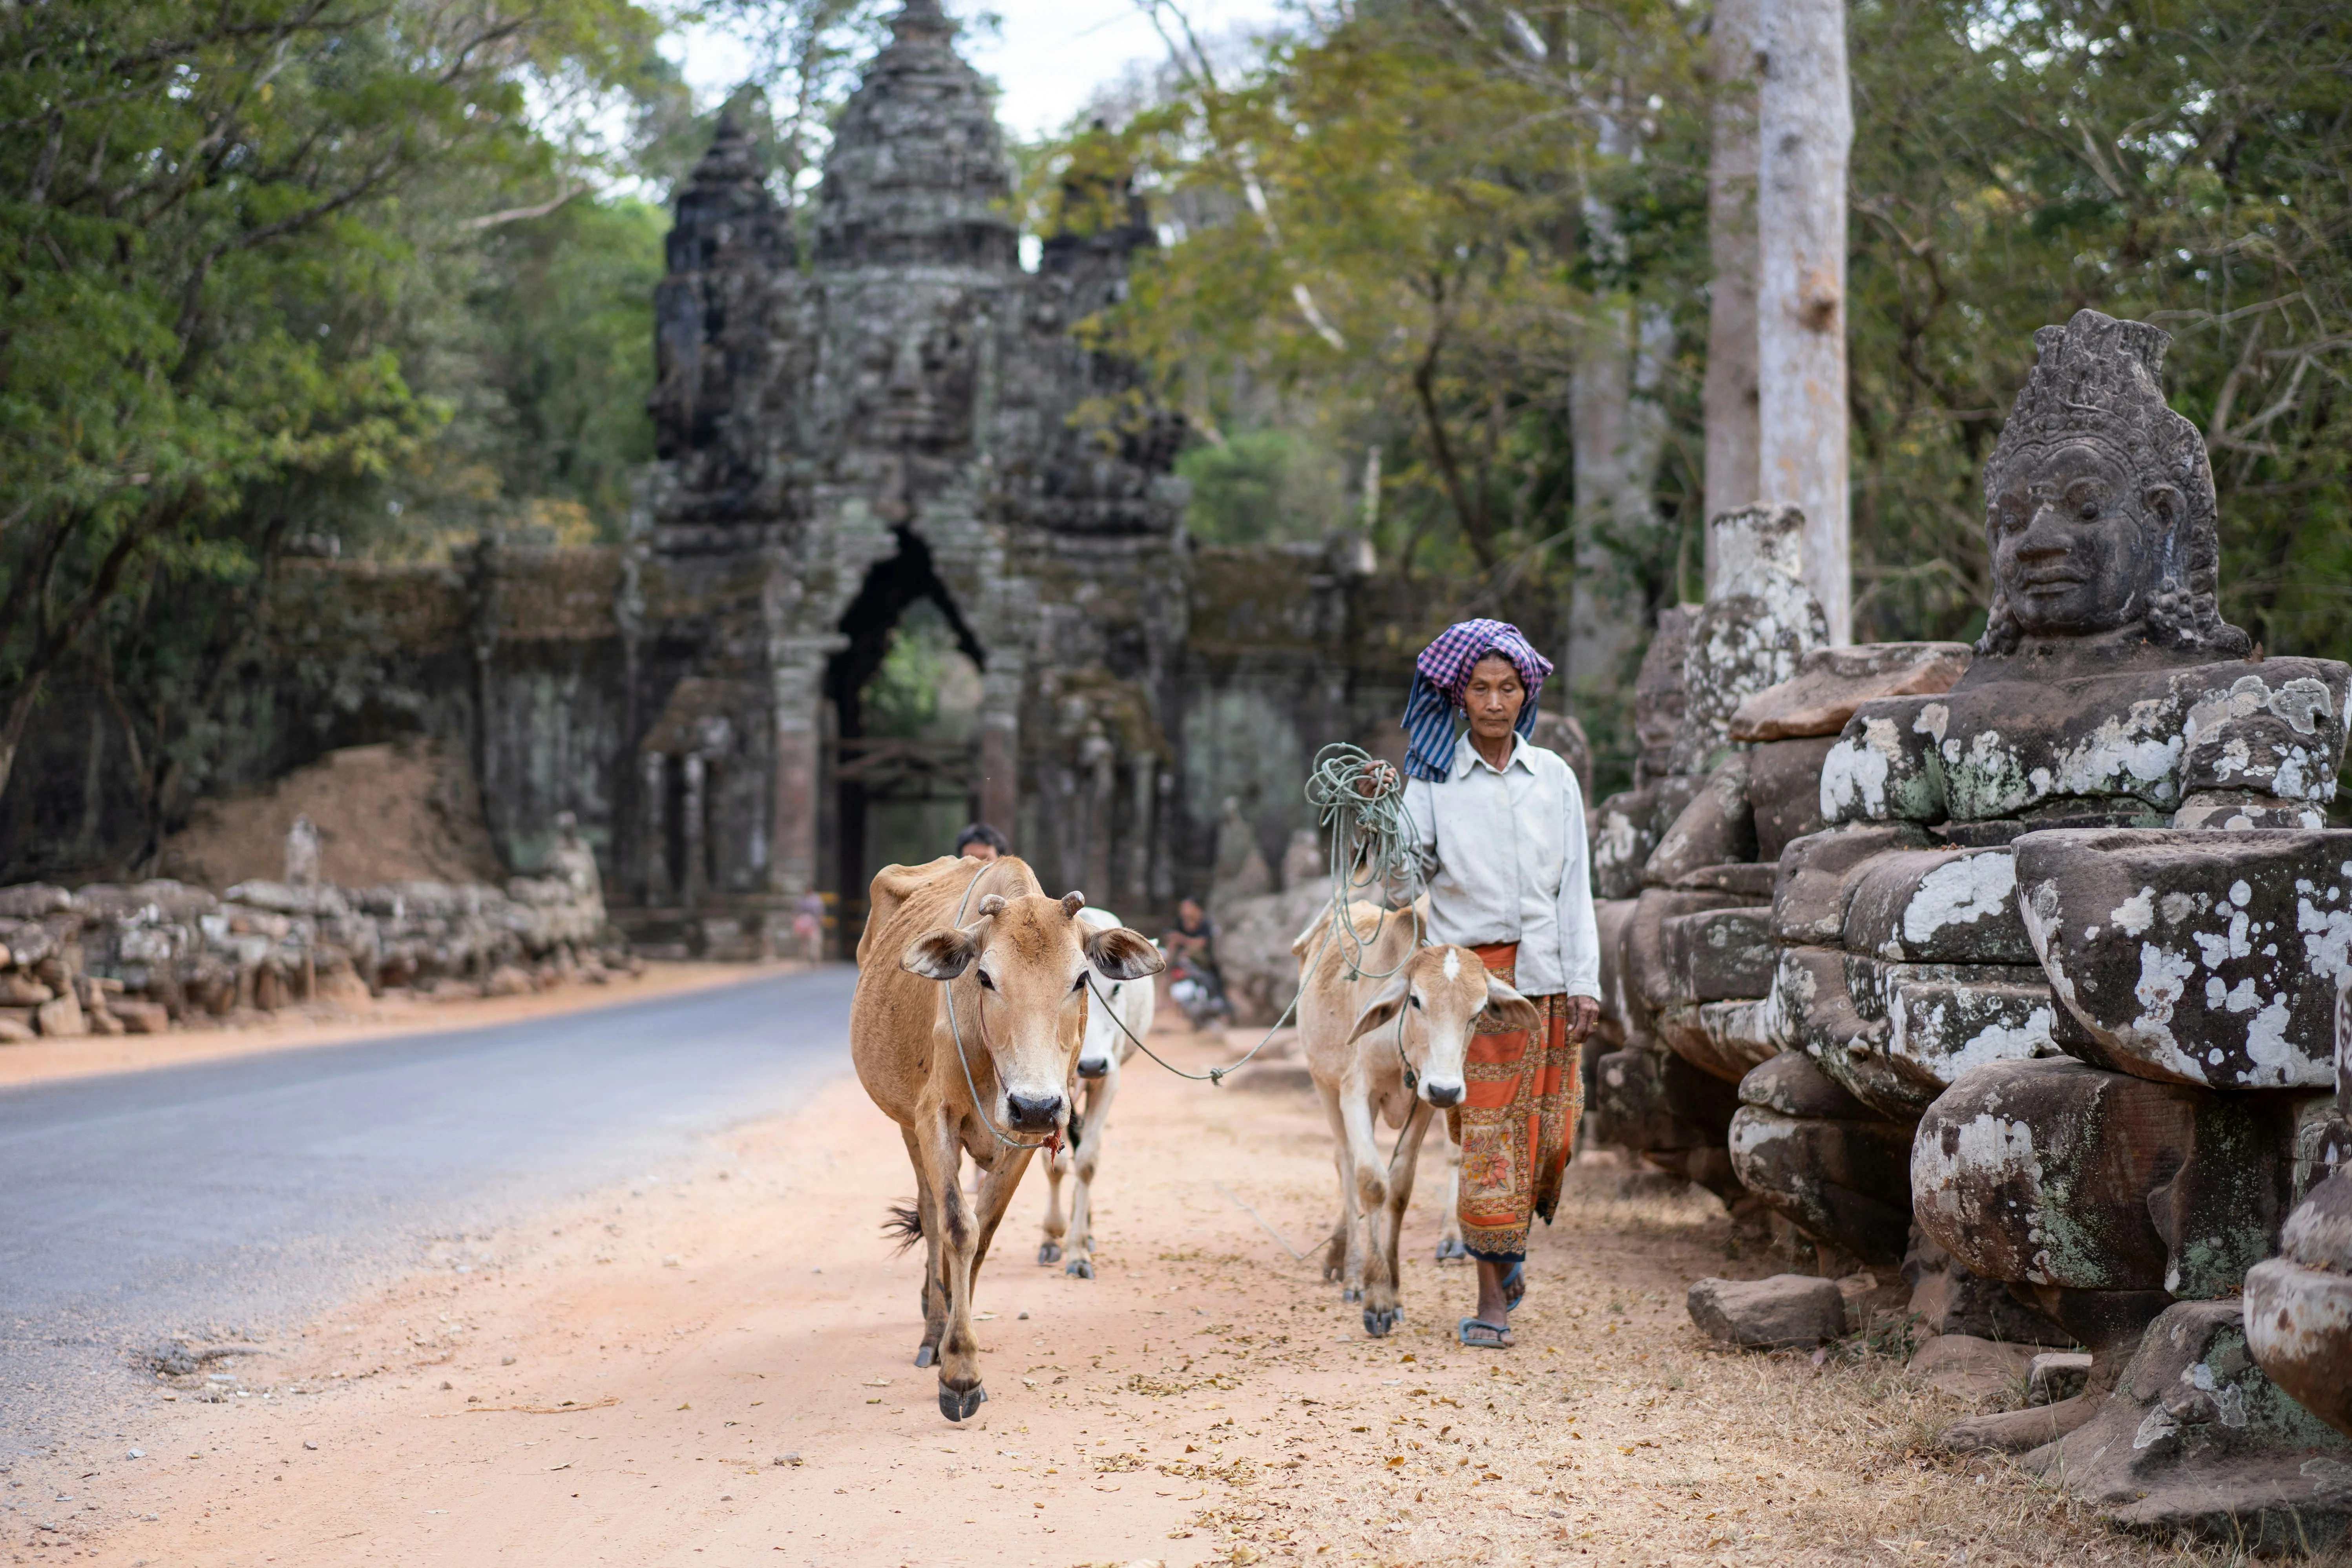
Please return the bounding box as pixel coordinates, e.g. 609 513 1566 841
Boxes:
825 530 988 936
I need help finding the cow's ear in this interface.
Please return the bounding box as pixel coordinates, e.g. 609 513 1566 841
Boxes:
1059 890 1087 919
1482 972 1542 1033
902 927 980 980
1346 969 1414 1043
977 893 1008 918
1084 925 1164 981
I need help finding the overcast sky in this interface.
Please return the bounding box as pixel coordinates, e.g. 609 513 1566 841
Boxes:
662 0 1289 143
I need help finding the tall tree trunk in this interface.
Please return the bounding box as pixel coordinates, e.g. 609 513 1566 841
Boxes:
1569 303 1634 699
0 490 191 807
1757 0 1853 642
1703 0 1763 590
0 675 51 818
1567 107 1669 708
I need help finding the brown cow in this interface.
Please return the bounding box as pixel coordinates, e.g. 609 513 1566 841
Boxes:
852 854 1161 1422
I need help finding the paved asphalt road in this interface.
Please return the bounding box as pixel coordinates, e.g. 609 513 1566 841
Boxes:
0 967 856 1460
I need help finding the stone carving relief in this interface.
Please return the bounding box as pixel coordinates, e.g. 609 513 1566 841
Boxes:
1681 308 2352 1537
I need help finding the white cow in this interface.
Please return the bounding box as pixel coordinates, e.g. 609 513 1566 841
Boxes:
1037 906 1158 1279
1295 898 1539 1336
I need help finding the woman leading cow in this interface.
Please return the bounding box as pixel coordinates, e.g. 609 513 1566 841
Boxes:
1370 619 1602 1349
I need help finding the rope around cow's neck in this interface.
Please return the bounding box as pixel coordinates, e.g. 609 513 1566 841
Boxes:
926 745 1425 1101
1088 743 1427 1086
940 863 1061 1154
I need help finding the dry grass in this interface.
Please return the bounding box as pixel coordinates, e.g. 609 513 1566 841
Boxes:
1148 1154 2342 1567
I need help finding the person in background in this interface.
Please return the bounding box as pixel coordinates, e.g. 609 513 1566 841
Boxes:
1161 897 1228 1018
954 823 1011 861
1392 618 1601 1350
1162 897 1216 969
791 891 827 964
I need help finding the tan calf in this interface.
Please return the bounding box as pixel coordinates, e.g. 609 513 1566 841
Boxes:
1295 899 1539 1337
852 855 1160 1422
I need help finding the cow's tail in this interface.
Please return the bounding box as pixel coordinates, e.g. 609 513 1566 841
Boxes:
882 1201 924 1253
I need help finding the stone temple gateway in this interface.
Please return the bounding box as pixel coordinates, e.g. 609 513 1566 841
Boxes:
0 0 1560 942
632 0 1187 937
592 0 1559 951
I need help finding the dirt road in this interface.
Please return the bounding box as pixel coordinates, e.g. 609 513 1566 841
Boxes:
13 1016 2234 1568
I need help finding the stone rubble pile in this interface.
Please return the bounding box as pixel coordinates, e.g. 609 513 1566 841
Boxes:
1643 310 2352 1548
1586 504 1844 1216
0 821 631 1041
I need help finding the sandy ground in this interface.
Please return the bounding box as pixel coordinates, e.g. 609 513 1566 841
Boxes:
0 963 787 1092
6 1017 2272 1568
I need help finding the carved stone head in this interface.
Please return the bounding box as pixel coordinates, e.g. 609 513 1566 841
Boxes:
1979 309 2249 658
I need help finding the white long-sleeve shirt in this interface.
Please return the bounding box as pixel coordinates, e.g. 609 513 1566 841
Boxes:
1400 731 1601 1001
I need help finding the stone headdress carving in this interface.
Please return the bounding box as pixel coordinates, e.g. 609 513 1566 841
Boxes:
1979 308 2249 657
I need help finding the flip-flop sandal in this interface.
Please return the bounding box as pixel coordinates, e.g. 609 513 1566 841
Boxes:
1503 1261 1527 1314
1457 1316 1514 1350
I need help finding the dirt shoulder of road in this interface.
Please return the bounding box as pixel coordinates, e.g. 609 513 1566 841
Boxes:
0 960 789 1093
27 1020 2222 1568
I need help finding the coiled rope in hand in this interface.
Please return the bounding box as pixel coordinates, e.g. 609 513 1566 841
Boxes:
1302 742 1425 981
1092 741 1423 1084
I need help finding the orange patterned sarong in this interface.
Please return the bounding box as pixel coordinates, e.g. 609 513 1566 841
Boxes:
1450 943 1578 1263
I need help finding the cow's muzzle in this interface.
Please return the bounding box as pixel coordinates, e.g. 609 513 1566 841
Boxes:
1076 1056 1110 1081
1422 1081 1464 1109
1006 1090 1066 1132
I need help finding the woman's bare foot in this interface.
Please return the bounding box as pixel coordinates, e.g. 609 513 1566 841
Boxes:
1474 1256 1514 1328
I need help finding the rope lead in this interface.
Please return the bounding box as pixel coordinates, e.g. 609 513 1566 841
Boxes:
1094 742 1424 1084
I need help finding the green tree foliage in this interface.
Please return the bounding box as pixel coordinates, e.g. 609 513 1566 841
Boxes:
1846 0 2352 655
1073 4 1701 588
0 0 668 842
1175 429 1346 544
1077 0 2352 672
391 194 671 553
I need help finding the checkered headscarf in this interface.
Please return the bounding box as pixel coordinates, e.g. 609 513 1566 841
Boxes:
1401 619 1554 781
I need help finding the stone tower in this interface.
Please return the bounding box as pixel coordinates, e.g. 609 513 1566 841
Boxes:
631 0 1187 947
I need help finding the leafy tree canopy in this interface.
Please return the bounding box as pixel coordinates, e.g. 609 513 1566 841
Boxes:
0 0 672 823
1069 0 2352 672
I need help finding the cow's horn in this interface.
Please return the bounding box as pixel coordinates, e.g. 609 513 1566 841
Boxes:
1059 891 1086 918
976 893 1008 918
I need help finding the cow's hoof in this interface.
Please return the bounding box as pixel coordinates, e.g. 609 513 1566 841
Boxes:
1065 1256 1095 1280
1322 1265 1344 1285
939 1383 988 1423
914 1343 937 1369
1434 1236 1469 1264
1341 1287 1362 1304
1363 1306 1398 1338
1037 1242 1062 1265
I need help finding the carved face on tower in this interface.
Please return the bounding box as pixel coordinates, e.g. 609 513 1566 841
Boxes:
1978 309 2249 659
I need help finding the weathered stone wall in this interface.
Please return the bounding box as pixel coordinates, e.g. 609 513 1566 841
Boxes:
1 530 1566 956
0 552 610 889
0 840 626 1044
